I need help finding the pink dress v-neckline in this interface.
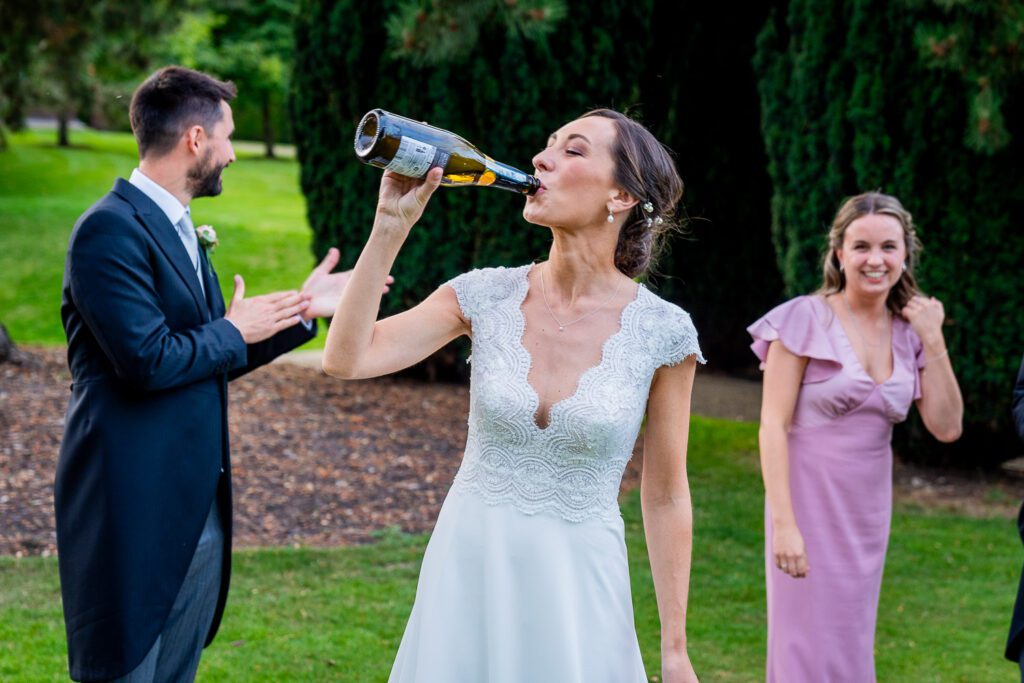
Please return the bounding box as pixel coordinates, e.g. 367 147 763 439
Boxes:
820 295 896 386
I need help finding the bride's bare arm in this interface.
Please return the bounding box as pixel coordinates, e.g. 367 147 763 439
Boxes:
323 168 469 379
642 356 699 683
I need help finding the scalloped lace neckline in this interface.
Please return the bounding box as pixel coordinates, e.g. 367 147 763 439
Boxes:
515 264 643 431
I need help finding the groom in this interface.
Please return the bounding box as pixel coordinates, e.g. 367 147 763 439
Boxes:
55 66 353 681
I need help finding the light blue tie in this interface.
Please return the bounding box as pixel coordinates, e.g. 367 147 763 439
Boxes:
175 209 205 295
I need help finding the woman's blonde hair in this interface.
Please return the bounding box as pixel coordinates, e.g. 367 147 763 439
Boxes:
818 191 924 315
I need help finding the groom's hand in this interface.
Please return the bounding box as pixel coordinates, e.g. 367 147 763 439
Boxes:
299 246 395 321
225 275 311 343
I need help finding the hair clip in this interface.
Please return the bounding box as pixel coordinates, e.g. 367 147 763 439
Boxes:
642 201 654 213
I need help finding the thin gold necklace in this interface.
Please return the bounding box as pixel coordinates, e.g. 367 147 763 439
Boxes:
539 264 624 332
841 291 890 349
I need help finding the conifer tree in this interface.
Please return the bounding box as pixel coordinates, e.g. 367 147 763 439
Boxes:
291 0 785 370
909 0 1024 153
291 0 650 376
384 0 566 66
756 0 1024 462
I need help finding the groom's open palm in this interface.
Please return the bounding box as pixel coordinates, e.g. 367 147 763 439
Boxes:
301 247 394 320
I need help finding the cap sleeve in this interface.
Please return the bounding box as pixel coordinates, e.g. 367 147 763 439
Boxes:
657 304 706 369
444 268 488 322
747 296 842 384
445 265 530 324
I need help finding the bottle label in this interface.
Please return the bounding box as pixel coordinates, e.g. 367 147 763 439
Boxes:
385 136 437 178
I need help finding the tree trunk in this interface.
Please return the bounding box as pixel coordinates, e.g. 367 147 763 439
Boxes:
0 322 15 364
262 92 275 158
57 112 70 147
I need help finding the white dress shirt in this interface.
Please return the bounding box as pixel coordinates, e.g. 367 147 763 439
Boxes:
129 168 205 295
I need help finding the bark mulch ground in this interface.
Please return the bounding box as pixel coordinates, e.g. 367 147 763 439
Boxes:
1 347 1018 558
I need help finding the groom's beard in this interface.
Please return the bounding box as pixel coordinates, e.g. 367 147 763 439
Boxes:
186 150 227 199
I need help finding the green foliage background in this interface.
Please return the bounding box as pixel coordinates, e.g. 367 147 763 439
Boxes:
638 3 783 369
292 0 650 336
3 0 1019 460
291 0 784 373
163 0 298 151
754 0 1024 464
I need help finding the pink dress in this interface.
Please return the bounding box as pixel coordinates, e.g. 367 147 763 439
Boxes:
748 295 924 683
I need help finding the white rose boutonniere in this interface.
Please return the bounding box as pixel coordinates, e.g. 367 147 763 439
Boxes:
195 224 219 254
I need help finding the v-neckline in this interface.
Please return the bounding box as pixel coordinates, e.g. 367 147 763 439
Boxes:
819 295 896 386
516 263 642 432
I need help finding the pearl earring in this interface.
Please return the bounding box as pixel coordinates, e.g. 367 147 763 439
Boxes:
607 211 614 223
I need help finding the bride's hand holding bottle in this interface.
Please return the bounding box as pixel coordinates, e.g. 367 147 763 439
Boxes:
373 167 443 243
322 165 449 381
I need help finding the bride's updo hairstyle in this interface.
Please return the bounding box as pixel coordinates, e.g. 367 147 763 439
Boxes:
581 109 684 278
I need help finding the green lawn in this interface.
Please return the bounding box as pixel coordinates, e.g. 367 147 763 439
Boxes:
0 128 326 348
1 418 1018 681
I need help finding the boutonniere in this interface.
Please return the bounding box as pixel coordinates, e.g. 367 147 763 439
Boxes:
194 224 219 278
196 225 221 254
195 224 219 254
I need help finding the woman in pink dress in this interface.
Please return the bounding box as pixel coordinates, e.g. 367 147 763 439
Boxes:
748 192 964 682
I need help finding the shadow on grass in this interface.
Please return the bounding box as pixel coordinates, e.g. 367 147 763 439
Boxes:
23 141 117 153
238 155 299 164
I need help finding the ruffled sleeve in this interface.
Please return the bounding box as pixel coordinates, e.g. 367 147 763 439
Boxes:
656 303 707 369
747 296 843 384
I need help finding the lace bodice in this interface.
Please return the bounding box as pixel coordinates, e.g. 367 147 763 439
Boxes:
446 264 704 523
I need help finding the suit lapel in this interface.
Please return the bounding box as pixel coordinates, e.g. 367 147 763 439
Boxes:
112 179 209 322
198 245 227 318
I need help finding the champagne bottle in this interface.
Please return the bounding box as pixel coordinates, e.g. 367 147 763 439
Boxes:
354 109 540 196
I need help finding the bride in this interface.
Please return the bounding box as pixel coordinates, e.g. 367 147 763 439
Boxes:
323 109 704 683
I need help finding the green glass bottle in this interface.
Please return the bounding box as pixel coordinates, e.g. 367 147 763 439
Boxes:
354 109 540 195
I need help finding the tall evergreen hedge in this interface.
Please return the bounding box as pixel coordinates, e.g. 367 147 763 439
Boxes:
291 0 650 366
291 0 786 373
755 0 1024 464
640 2 782 369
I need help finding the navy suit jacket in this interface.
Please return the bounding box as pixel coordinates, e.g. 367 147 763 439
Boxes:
55 178 316 680
1007 353 1024 661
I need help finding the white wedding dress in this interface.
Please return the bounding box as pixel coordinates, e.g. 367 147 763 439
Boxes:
388 264 703 683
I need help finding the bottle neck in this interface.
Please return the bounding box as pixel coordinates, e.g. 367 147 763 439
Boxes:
484 158 540 195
